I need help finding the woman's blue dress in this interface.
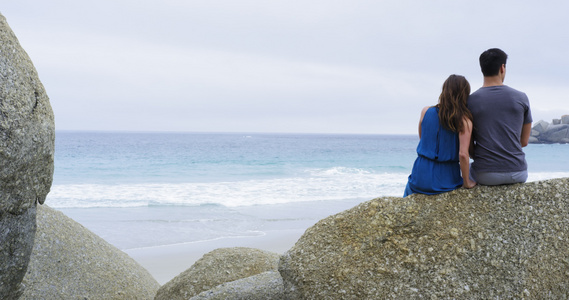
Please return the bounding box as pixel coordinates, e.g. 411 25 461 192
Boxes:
404 106 462 197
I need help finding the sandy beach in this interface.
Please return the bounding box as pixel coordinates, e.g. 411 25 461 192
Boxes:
125 228 305 284
58 198 367 285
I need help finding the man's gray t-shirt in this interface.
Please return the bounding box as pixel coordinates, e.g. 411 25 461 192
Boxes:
467 85 532 173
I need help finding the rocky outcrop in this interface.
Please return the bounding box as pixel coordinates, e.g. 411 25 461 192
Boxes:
530 116 569 143
0 13 55 298
21 205 160 299
155 247 280 300
190 271 284 300
279 178 569 299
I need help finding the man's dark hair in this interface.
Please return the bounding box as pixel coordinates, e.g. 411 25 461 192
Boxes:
479 48 508 77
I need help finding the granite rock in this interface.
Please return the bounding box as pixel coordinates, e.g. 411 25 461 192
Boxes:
530 117 569 143
155 247 280 300
0 205 36 298
532 120 549 133
21 205 160 299
0 13 55 298
190 271 284 300
279 178 569 299
539 124 569 143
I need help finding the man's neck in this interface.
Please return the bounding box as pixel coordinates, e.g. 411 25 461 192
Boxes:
482 75 504 87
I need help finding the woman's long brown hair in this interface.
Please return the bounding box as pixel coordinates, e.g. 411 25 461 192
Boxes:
436 74 473 133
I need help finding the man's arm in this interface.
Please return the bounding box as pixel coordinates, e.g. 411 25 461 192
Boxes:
520 123 532 147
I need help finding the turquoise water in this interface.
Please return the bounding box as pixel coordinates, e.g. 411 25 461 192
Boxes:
50 131 569 249
49 132 419 208
53 132 418 183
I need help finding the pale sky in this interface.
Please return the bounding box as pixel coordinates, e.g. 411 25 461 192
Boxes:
2 1 568 134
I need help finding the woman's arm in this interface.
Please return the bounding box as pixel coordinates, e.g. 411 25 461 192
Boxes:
459 118 476 188
418 106 430 138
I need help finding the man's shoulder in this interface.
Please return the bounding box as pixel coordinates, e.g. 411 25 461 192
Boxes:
468 87 488 102
502 85 527 95
469 85 528 99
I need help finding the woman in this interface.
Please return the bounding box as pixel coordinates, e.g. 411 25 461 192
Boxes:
404 74 476 197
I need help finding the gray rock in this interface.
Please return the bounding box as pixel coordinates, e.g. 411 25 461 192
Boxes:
532 120 549 133
541 124 569 143
21 205 160 299
190 271 284 300
0 205 36 299
530 116 569 143
155 247 280 300
279 178 569 299
0 13 55 298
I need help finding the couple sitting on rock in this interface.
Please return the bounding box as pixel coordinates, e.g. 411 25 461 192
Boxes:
404 48 533 197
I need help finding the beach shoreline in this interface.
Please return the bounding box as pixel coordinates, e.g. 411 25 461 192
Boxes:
57 199 368 285
124 228 305 284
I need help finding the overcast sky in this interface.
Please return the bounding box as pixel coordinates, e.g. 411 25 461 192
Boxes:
2 1 568 134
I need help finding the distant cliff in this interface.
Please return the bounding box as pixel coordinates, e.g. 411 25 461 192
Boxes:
530 115 569 144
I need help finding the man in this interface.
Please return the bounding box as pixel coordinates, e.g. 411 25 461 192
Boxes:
468 48 532 185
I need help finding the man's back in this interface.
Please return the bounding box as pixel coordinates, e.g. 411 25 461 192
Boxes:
468 85 532 173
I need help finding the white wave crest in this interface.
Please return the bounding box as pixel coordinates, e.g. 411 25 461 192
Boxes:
47 170 409 208
46 170 569 209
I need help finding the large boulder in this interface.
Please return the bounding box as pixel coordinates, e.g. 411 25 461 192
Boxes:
155 247 280 300
190 271 284 300
21 205 160 299
530 116 569 143
279 178 569 299
540 124 569 143
532 120 549 133
0 13 55 298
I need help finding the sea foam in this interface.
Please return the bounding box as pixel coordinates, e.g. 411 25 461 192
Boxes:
47 169 569 209
47 167 408 208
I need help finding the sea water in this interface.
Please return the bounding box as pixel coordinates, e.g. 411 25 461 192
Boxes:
49 131 569 250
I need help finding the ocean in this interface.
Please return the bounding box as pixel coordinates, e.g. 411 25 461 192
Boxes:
49 131 569 251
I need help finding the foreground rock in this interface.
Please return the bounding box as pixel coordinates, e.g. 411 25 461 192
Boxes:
21 205 160 299
530 115 569 143
155 247 280 300
190 271 284 300
0 13 55 298
279 178 569 299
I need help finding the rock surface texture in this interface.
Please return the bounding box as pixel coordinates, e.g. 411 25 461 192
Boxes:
190 271 284 300
155 247 280 300
0 13 55 298
279 178 569 299
530 116 569 143
21 205 160 299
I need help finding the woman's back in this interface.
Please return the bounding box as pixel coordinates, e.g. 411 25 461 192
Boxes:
405 106 462 196
417 107 460 162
